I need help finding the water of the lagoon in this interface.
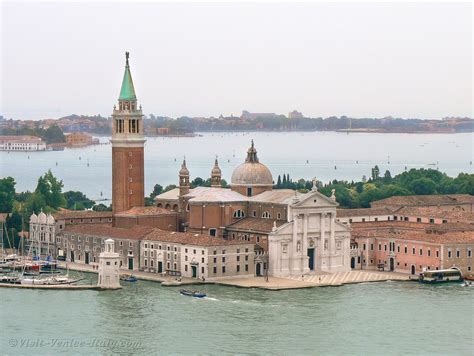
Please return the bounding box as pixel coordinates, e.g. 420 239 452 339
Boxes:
1 279 473 355
0 132 472 201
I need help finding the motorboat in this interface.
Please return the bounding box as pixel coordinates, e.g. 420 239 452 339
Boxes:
180 289 206 298
120 274 138 282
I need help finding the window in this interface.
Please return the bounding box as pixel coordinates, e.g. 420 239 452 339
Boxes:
233 210 245 218
222 257 226 263
448 250 452 258
237 256 240 262
363 244 366 251
404 246 408 254
419 249 423 256
209 228 217 237
201 258 204 263
237 265 240 272
277 213 281 219
428 249 431 257
185 265 188 272
370 244 374 251
253 211 257 217
245 264 249 272
374 218 378 222
247 187 253 197
442 220 447 224
144 243 148 248
362 218 366 222
213 267 217 274
222 266 226 273
245 255 249 261
201 267 204 274
429 218 434 224
144 259 147 267
417 218 421 223
412 247 415 255
185 256 188 262
213 250 217 255
262 211 271 219
202 250 205 255
378 244 381 251
185 248 188 253
397 245 400 253
213 257 217 263
468 249 472 258
456 250 460 258
436 250 439 258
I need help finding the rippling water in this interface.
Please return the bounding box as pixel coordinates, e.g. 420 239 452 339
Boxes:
1 277 472 355
0 132 472 201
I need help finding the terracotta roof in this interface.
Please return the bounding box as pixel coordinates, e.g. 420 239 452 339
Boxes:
60 224 154 240
353 229 474 244
393 206 474 223
114 206 175 217
352 221 474 244
248 189 300 204
371 194 474 207
142 229 253 247
154 188 180 201
336 207 394 218
53 209 113 220
226 218 286 233
185 186 247 203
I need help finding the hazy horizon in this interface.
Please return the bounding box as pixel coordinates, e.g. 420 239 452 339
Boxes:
1 2 472 121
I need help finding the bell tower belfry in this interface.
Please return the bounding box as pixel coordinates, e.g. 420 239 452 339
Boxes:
111 52 145 214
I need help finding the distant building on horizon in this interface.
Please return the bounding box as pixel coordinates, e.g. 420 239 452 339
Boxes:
288 110 304 119
0 135 46 151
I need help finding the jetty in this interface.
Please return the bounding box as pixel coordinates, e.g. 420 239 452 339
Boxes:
0 283 100 290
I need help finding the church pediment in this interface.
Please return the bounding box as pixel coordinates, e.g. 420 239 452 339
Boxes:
292 190 338 209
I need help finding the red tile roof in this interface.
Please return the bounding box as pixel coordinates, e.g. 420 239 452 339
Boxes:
143 230 253 247
60 224 154 240
336 207 394 218
53 209 113 220
393 206 474 223
114 206 175 217
226 218 285 233
352 221 474 244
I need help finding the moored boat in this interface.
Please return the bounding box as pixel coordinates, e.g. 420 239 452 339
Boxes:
120 274 138 282
419 268 463 284
180 289 206 298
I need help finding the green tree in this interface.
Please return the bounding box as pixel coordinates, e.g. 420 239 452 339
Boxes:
43 125 65 144
150 184 163 199
383 170 392 183
409 178 436 195
163 184 177 192
35 170 66 209
63 191 95 210
93 203 112 211
371 165 380 181
190 177 205 188
0 177 16 213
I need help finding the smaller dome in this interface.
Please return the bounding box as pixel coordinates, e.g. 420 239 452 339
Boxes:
29 213 38 223
46 214 55 225
38 211 47 224
179 159 189 176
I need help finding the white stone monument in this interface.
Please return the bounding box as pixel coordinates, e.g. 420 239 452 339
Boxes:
98 239 121 289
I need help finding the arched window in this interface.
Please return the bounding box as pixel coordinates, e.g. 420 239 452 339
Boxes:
233 210 245 218
262 211 271 219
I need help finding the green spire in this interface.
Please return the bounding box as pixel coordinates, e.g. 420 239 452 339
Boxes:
119 51 137 101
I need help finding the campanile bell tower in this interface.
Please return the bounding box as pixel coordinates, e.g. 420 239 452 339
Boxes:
111 52 145 213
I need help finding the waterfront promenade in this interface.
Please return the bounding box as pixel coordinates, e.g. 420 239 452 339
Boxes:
59 262 410 290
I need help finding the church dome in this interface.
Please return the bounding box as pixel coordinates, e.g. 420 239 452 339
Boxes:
30 213 38 224
231 141 273 186
38 211 47 224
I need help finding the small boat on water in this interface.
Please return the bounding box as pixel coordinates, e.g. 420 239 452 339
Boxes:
419 268 463 284
180 289 206 298
120 274 138 282
460 281 473 287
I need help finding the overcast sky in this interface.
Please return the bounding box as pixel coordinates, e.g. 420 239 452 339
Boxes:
1 1 472 120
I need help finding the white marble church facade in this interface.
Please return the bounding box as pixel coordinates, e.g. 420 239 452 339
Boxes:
268 187 351 277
